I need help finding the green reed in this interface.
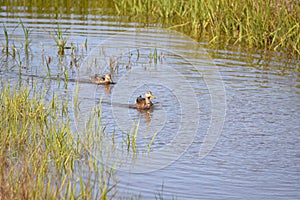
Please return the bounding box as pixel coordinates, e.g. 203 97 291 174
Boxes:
129 119 140 153
47 25 69 55
20 20 30 54
148 131 158 152
2 24 9 55
114 0 300 56
123 118 158 154
85 38 88 51
73 83 80 118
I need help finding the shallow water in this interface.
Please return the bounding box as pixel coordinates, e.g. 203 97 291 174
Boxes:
1 3 300 199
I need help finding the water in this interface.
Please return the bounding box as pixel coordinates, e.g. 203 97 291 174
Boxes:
1 3 300 199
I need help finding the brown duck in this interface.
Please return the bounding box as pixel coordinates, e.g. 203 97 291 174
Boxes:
90 73 114 84
136 91 156 109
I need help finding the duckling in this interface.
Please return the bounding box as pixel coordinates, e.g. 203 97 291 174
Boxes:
90 73 114 84
136 91 155 109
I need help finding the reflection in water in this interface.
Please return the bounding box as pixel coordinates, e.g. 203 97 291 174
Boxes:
104 84 113 94
137 107 153 123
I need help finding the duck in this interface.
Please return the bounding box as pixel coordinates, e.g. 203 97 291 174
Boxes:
136 91 155 109
90 73 114 84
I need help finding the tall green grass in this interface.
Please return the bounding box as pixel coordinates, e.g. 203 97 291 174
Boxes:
0 82 160 199
0 84 117 199
3 0 298 56
113 0 300 56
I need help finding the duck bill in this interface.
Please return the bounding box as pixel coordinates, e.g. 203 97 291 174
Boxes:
107 77 113 83
150 95 156 99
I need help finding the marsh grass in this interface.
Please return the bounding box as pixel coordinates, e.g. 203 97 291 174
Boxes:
0 83 118 199
114 0 300 56
47 25 70 55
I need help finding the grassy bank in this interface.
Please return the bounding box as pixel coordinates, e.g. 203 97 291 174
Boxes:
113 0 300 56
3 0 299 56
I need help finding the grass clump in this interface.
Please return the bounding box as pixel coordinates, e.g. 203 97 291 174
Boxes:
48 25 70 55
0 84 117 199
0 85 77 199
113 0 300 56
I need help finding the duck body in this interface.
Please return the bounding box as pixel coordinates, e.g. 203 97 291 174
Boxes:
90 73 114 84
136 91 155 109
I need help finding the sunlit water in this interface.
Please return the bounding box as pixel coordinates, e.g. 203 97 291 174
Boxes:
1 4 300 199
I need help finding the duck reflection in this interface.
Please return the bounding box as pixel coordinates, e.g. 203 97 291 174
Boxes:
137 107 153 122
104 84 113 94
